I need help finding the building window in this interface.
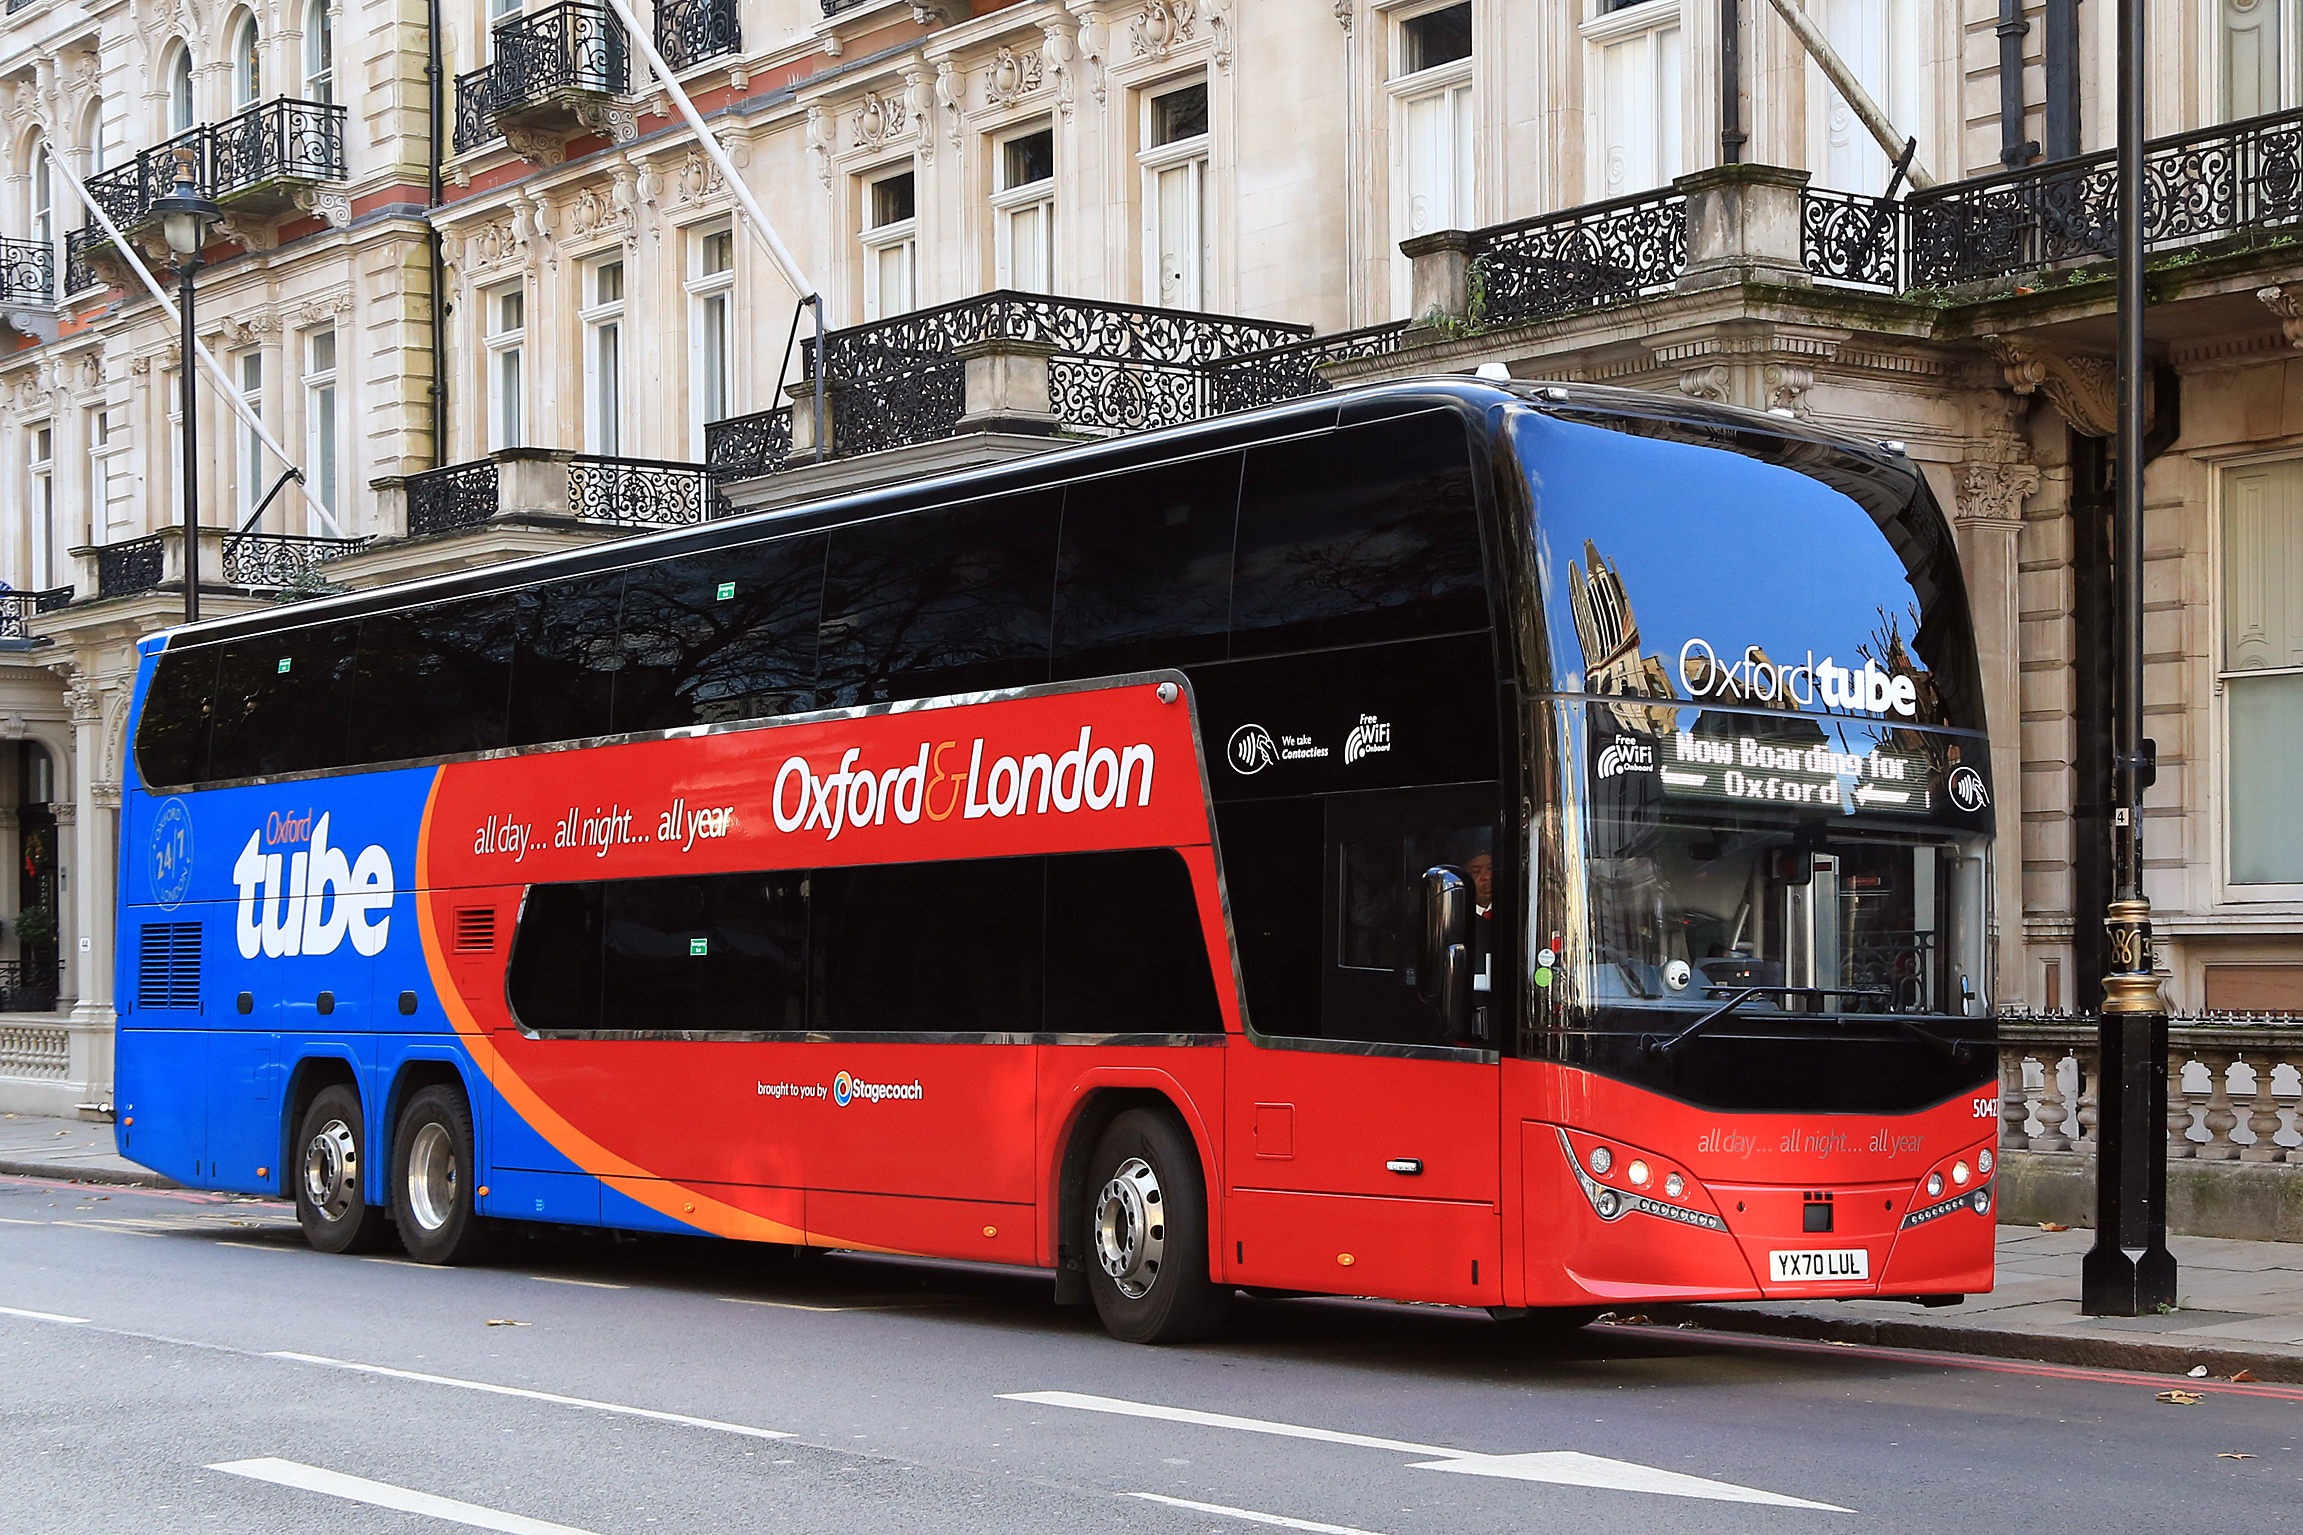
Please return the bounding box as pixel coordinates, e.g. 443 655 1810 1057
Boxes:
30 143 53 252
304 0 336 103
235 351 266 521
1389 2 1474 317
304 328 338 526
861 169 917 321
1586 0 1682 196
168 47 195 134
688 225 734 456
1140 80 1211 310
486 285 524 450
994 127 1055 293
1804 0 1925 194
232 14 263 110
86 407 112 538
583 258 625 456
2224 0 2296 119
28 426 54 591
2222 458 2303 889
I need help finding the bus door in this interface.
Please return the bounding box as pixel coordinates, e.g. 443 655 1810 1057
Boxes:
206 933 292 1192
1221 786 1503 1307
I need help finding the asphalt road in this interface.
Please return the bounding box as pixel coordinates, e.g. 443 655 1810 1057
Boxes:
2 1173 2298 1535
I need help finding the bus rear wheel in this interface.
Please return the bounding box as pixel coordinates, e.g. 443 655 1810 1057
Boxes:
393 1086 492 1265
295 1085 394 1254
1084 1109 1229 1345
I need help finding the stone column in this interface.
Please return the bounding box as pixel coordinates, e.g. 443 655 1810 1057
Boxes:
953 338 1060 437
493 447 574 518
1399 230 1473 328
1672 164 1812 293
64 676 101 1020
1953 447 2038 1010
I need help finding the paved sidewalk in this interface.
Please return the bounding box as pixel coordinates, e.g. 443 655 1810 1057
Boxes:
3 1112 2298 1379
0 1111 171 1187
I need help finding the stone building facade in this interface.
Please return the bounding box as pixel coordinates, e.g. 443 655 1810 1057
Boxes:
0 0 2297 1115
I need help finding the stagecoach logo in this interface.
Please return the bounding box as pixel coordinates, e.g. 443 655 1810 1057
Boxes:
231 812 395 960
1228 723 1278 776
1678 637 1921 719
148 798 194 912
832 1071 924 1106
1343 715 1393 765
1948 765 1990 813
1595 733 1656 779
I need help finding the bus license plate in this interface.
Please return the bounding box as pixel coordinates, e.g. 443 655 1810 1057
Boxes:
1770 1249 1869 1282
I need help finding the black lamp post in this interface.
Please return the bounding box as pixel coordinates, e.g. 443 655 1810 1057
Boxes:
149 148 222 626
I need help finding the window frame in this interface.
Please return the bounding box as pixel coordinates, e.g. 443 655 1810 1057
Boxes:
231 13 263 110
1386 0 1475 318
27 424 55 592
1138 78 1212 311
234 348 267 524
303 326 339 528
581 256 626 457
859 165 919 322
303 0 336 103
1581 0 1684 199
685 222 736 457
992 124 1057 294
2214 451 2303 904
167 46 196 134
485 284 526 451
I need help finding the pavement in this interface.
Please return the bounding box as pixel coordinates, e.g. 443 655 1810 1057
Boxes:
5 1109 2299 1383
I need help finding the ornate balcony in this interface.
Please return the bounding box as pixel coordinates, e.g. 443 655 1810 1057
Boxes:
655 0 740 73
219 532 370 590
0 587 72 640
83 98 348 233
0 237 54 306
1463 185 1688 327
94 535 166 601
455 2 632 154
1801 103 2303 292
62 227 112 297
78 530 365 605
404 449 721 538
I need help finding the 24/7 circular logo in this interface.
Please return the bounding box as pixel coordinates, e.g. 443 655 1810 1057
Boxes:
148 797 194 910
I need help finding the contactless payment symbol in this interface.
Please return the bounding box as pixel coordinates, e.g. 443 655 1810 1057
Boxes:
148 797 194 911
1227 723 1277 776
1948 765 1990 812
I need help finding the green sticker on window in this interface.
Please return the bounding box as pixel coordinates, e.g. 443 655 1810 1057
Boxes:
277 657 292 674
716 581 736 601
1534 967 1553 989
689 937 709 957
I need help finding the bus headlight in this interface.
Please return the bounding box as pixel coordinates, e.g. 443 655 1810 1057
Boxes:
1953 1160 1971 1186
1978 1150 1994 1175
1594 1189 1620 1219
1664 1173 1685 1199
1627 1160 1651 1187
1589 1146 1613 1176
1970 1187 1991 1215
1927 1172 1944 1197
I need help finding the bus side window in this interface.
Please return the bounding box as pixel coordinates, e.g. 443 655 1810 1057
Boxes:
135 643 222 789
816 491 1061 708
1053 452 1242 679
349 595 518 763
1045 849 1222 1036
1231 411 1487 657
809 857 1045 1034
506 883 605 1032
1211 798 1323 1039
600 871 806 1033
614 534 827 733
508 573 628 748
205 621 359 781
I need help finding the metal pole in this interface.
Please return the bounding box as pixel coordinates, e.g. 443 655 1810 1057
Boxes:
178 253 203 627
2080 0 2176 1318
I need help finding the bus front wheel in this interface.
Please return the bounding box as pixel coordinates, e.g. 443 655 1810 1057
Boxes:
1084 1109 1229 1345
295 1085 394 1255
393 1086 493 1266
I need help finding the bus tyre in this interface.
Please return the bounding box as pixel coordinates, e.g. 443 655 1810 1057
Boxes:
393 1087 492 1266
1084 1109 1229 1345
295 1085 394 1255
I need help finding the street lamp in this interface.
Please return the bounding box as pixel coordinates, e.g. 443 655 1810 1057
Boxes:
148 148 221 626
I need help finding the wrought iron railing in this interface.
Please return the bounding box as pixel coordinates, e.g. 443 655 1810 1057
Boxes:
3 0 39 14
705 406 795 484
62 227 109 296
0 960 61 1014
1470 186 1688 326
83 99 346 229
569 454 729 525
0 237 53 305
0 588 71 638
95 535 167 600
655 0 740 72
1204 322 1413 414
820 0 879 13
407 460 502 535
456 1 630 152
220 532 369 589
1803 104 2303 292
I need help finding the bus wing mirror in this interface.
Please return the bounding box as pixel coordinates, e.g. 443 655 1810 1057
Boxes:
1417 865 1473 1035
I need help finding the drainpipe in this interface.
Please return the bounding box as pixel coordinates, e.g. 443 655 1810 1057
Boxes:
1998 0 2039 167
2043 0 2080 160
1719 0 1746 164
426 0 448 467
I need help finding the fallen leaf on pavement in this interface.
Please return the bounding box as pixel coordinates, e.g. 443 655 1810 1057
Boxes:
2230 1371 2259 1383
2157 1390 2204 1405
2216 1453 2255 1460
484 1319 532 1327
2037 1222 2070 1232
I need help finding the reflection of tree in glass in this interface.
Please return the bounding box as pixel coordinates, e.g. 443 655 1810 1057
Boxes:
612 535 828 731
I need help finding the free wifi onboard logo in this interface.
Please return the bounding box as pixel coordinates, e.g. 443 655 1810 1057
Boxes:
832 1071 924 1106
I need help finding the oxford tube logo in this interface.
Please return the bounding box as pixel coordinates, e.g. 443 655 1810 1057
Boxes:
1678 638 1920 719
231 812 395 959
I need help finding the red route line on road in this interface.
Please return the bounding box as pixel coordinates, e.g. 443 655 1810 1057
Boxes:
1613 1321 2303 1402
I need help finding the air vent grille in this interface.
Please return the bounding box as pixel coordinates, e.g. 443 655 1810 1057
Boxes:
453 906 498 953
136 923 202 1011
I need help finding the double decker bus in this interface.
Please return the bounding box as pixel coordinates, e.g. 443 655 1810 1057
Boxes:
115 379 1999 1343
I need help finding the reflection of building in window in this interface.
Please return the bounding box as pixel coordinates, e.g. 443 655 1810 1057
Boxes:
1567 538 1677 735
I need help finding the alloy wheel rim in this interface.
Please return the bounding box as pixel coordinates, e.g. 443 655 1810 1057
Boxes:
406 1121 457 1233
1093 1156 1166 1300
304 1117 358 1220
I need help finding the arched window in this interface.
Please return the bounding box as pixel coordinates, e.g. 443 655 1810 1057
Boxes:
303 0 334 103
232 15 261 109
30 142 52 250
80 99 103 175
167 46 195 133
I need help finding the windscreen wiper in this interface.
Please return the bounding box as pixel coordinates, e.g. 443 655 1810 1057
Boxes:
1643 985 1909 1058
1643 986 1771 1057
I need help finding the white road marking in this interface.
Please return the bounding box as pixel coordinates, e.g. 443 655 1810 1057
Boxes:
1411 1452 1851 1510
0 1304 88 1324
209 1458 601 1534
268 1351 795 1440
1012 1391 1849 1512
1127 1492 1390 1534
719 1296 928 1313
0 1216 41 1224
527 1275 628 1290
54 1220 162 1237
214 1240 297 1253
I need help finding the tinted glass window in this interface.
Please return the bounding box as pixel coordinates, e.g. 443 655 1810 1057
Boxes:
348 595 517 762
1053 453 1240 679
505 883 604 1031
1232 412 1488 656
135 644 219 789
205 622 359 780
1212 797 1322 1038
614 534 826 733
816 493 1060 707
508 574 626 748
602 871 806 1032
1046 849 1222 1035
810 857 1044 1033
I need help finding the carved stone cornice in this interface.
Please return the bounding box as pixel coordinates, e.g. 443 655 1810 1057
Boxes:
1986 335 2127 438
2257 285 2303 350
